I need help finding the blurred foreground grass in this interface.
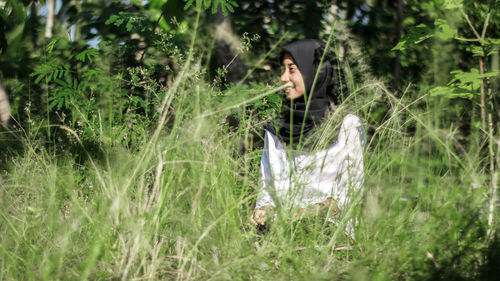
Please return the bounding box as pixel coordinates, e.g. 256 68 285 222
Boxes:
1 68 498 281
1 25 499 279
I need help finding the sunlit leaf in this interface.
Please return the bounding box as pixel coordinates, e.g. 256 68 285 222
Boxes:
76 48 99 63
184 0 195 10
465 46 484 57
432 68 499 100
82 69 101 79
392 24 433 51
435 19 456 41
183 0 237 15
443 0 463 9
46 37 66 54
430 86 475 99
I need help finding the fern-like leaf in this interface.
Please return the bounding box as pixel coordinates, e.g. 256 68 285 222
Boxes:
183 0 237 15
184 0 195 10
76 48 99 63
30 63 69 84
82 69 101 79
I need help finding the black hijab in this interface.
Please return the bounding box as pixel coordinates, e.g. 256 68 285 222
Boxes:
266 39 349 148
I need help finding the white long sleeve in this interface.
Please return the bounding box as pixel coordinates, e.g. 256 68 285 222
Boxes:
255 132 276 210
255 114 366 211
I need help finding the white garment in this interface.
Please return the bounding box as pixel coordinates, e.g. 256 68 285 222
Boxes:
255 114 366 212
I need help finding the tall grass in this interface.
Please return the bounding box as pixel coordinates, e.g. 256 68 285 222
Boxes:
1 15 499 281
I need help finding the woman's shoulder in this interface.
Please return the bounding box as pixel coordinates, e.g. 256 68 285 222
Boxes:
264 129 277 143
342 114 363 126
263 129 286 150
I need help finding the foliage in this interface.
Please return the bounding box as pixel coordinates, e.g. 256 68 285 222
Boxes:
1 42 499 279
392 0 500 136
430 68 499 99
184 0 238 16
232 0 327 57
105 12 153 33
0 0 500 280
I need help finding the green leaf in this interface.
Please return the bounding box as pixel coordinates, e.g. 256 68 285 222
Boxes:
392 40 407 51
184 0 195 10
465 46 484 57
82 69 101 79
448 69 499 90
432 68 500 100
212 1 219 14
126 21 134 32
34 74 43 84
5 1 27 25
47 99 60 111
183 0 237 15
204 0 211 9
434 19 456 41
105 15 123 26
392 24 433 51
54 78 68 87
104 12 150 34
429 86 475 99
487 49 499 56
30 63 69 84
76 48 99 63
443 0 463 9
47 36 66 54
266 93 281 104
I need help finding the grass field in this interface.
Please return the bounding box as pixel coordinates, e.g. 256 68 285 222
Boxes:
1 16 499 280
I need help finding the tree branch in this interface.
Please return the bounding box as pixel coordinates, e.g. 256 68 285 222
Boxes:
457 3 481 39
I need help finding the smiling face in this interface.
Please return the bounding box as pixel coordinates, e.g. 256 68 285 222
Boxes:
281 53 305 100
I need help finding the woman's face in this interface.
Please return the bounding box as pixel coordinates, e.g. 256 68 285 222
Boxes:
281 53 305 100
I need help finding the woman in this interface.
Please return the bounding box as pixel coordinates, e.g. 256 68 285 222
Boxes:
250 39 366 231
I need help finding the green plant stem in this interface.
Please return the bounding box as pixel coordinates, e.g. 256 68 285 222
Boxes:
480 1 496 40
487 113 498 240
481 12 491 40
457 4 481 39
480 57 486 132
298 23 337 148
454 37 481 42
44 46 51 145
478 5 493 132
196 83 292 119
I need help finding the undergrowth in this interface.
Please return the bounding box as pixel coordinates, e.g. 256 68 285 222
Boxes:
1 7 499 281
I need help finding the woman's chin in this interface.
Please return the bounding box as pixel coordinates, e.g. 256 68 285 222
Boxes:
286 91 304 100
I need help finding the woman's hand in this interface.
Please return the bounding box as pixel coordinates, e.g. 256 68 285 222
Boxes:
250 205 274 226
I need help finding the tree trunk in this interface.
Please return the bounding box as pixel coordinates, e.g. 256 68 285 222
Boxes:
393 0 403 90
491 52 499 126
74 0 82 41
30 1 39 48
213 8 251 149
45 0 55 38
213 8 248 86
0 78 11 126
